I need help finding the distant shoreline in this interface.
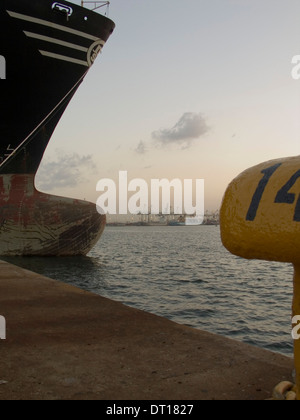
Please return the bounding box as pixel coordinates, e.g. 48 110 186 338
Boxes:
106 223 219 227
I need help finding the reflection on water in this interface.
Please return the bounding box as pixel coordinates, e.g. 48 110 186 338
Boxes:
2 255 108 291
3 226 294 357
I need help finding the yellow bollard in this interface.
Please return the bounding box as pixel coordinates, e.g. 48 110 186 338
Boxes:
293 265 300 400
220 155 300 400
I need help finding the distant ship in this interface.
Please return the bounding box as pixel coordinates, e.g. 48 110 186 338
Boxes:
0 0 115 255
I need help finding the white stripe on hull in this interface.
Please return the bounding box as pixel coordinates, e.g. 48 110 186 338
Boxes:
24 31 88 52
7 10 99 41
39 50 88 66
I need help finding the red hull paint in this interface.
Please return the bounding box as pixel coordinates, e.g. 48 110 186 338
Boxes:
0 175 105 256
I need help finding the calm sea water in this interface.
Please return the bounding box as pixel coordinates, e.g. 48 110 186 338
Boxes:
3 226 294 357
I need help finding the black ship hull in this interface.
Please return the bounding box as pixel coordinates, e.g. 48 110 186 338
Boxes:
0 0 115 255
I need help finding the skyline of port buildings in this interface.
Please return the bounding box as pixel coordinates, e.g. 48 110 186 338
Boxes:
35 0 300 215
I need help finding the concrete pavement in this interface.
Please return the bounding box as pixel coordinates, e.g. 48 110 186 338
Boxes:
0 260 294 400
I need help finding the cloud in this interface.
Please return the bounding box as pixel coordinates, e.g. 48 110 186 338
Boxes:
152 112 209 148
37 152 96 191
135 140 147 155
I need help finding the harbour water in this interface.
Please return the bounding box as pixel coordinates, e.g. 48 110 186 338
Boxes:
3 226 294 357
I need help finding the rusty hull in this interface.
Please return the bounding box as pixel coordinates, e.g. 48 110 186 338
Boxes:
0 174 105 256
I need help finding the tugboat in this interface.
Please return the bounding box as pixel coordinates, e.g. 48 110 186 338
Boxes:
0 0 115 255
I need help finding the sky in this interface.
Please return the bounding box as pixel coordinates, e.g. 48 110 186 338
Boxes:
35 0 300 212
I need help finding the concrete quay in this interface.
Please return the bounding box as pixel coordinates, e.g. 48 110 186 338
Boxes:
0 260 294 400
